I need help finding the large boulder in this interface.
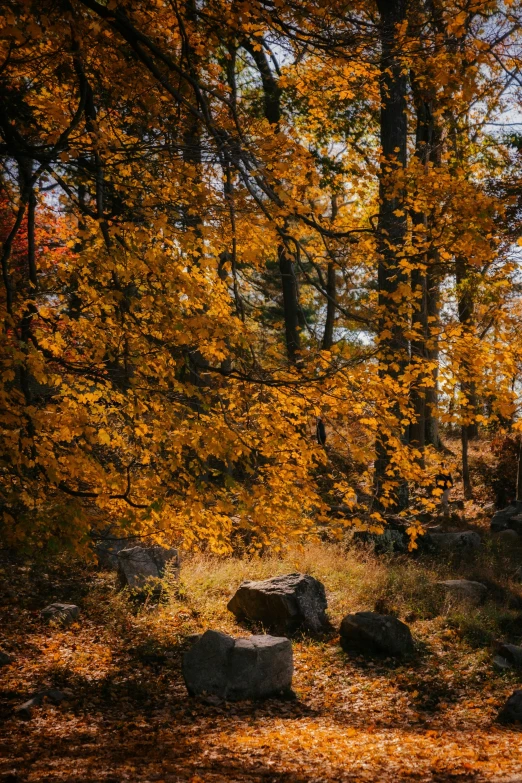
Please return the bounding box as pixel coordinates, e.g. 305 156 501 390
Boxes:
227 573 329 635
41 603 80 626
424 531 481 555
182 630 293 701
117 545 180 591
339 611 414 658
498 690 522 724
436 579 487 606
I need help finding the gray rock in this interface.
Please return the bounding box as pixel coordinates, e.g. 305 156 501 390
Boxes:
41 603 80 626
491 505 520 532
117 545 180 591
339 611 414 658
498 689 522 723
227 573 329 635
509 514 522 535
436 579 487 606
95 536 141 570
497 643 522 668
0 650 11 667
182 630 293 701
353 529 407 554
425 531 481 554
493 655 512 672
495 529 521 544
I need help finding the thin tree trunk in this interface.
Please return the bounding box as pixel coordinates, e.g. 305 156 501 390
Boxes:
461 423 472 500
374 0 409 509
18 160 38 407
244 39 302 365
409 87 429 452
278 245 301 364
322 262 336 351
409 263 427 453
322 196 338 352
425 265 441 447
409 70 443 452
516 435 522 504
456 255 477 493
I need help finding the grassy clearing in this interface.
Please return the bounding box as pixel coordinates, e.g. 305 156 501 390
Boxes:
3 533 522 782
82 532 522 654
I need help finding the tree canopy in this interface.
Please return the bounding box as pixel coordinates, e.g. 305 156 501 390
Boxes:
2 0 522 555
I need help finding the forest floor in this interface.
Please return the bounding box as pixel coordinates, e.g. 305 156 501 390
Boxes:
3 505 522 783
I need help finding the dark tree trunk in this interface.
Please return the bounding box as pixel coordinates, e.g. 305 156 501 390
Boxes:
456 256 477 495
322 197 338 352
517 436 522 504
18 160 38 408
409 262 427 453
244 39 302 365
278 245 301 364
409 74 442 453
409 89 429 453
461 423 473 500
182 0 203 234
374 0 409 509
425 266 441 448
322 261 336 351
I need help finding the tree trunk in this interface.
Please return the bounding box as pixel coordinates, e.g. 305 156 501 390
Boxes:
409 73 443 452
409 263 427 454
322 261 336 351
279 244 301 364
322 196 338 352
244 39 302 365
461 423 473 500
517 435 522 504
374 0 409 509
456 256 479 440
456 255 477 494
425 266 441 448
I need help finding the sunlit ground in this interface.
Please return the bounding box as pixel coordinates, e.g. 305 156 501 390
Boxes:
2 540 522 782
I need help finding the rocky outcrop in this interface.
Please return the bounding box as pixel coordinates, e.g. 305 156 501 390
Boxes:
182 630 293 701
339 612 414 658
227 573 329 635
117 545 180 592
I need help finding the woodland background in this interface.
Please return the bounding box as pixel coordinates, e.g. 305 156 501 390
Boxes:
5 3 522 783
2 0 522 554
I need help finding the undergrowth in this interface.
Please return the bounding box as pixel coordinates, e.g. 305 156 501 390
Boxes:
81 536 522 654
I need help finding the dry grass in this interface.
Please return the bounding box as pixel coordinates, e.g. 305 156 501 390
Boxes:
101 534 522 652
